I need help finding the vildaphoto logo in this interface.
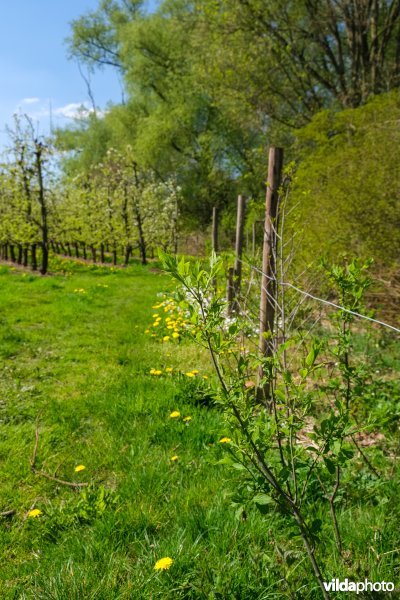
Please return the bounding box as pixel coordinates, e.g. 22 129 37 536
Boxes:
323 578 395 594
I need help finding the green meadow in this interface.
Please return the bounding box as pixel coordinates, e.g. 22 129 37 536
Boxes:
0 259 399 599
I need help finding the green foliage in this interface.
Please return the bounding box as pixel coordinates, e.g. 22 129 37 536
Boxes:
289 92 400 273
163 251 399 597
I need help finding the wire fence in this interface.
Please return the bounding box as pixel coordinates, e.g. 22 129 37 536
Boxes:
236 257 400 335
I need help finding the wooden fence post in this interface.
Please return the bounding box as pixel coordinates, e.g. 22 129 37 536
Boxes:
212 206 219 253
258 147 284 398
233 194 246 309
227 267 235 316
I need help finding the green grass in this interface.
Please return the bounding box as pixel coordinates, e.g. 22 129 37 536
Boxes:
0 259 399 599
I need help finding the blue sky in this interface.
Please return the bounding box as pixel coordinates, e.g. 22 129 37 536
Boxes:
0 0 125 149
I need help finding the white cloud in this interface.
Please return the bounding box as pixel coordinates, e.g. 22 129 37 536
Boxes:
12 100 105 130
21 97 40 105
53 102 95 119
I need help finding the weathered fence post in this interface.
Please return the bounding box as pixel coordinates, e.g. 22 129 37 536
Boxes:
227 267 235 316
258 147 284 399
233 194 246 310
212 206 219 253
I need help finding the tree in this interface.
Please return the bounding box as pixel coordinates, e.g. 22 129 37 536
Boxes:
0 117 52 274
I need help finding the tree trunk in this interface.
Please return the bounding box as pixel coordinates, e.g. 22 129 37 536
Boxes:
124 244 131 267
23 245 29 267
91 246 97 263
74 242 80 258
82 243 87 260
100 244 105 263
9 245 16 262
31 244 37 271
35 143 48 276
17 244 23 265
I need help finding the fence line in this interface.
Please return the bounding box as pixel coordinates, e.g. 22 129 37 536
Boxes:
237 258 400 335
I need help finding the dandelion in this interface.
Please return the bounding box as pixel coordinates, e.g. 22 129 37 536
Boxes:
153 322 160 327
191 370 199 374
152 314 159 318
170 455 178 461
202 375 209 380
28 508 42 518
145 329 150 334
163 336 170 342
165 367 173 373
169 411 180 418
151 370 162 376
183 416 192 422
185 372 195 377
154 557 173 570
219 437 231 443
172 332 180 339
75 464 86 472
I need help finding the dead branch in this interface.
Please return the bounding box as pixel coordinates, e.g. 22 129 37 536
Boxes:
30 424 88 489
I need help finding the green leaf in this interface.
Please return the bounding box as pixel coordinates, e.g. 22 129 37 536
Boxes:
324 457 336 474
253 493 273 505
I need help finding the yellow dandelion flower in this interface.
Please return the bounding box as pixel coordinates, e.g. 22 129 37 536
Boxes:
153 322 160 327
183 416 192 422
150 368 156 374
185 372 195 377
170 455 178 461
172 332 180 339
152 314 159 318
152 370 162 376
167 325 174 330
145 329 150 334
75 464 86 472
169 411 180 418
154 556 173 570
165 367 173 373
202 375 209 380
163 336 170 342
191 370 199 374
219 437 231 443
28 508 42 518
